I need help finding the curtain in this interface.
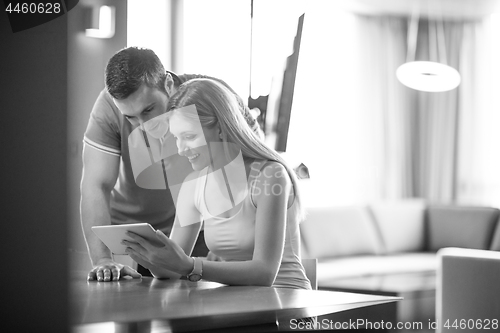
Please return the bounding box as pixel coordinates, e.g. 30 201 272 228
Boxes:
356 15 415 200
358 16 468 203
456 16 500 207
414 19 464 202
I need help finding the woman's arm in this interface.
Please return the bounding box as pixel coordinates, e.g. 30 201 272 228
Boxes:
199 162 291 286
125 163 291 286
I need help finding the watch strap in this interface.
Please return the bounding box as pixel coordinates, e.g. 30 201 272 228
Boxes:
187 257 203 281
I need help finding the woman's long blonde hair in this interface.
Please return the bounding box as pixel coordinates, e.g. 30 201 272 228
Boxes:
167 78 305 221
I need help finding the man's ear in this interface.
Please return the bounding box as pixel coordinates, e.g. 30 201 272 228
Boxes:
164 72 176 97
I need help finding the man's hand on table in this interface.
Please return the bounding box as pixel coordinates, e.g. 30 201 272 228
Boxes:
87 258 142 282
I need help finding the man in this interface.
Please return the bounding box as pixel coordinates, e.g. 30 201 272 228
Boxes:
82 47 262 282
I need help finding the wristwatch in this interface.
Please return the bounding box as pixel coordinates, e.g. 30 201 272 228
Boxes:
187 257 203 282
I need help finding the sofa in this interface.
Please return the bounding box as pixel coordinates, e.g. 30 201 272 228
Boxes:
299 200 500 323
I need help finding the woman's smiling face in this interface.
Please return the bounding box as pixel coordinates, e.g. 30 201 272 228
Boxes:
169 111 221 171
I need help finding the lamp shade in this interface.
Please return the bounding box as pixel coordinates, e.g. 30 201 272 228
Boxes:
396 61 461 92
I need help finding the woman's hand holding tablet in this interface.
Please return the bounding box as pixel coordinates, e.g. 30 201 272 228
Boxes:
91 223 162 255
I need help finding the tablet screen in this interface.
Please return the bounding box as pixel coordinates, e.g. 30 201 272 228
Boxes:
91 223 163 255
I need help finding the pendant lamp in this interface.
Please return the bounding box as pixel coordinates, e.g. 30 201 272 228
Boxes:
396 12 461 92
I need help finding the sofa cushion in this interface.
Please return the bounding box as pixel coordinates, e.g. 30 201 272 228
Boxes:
320 270 437 295
427 205 500 252
300 206 384 260
317 253 437 282
370 200 426 253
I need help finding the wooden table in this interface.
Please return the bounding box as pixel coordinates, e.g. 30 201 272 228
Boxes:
71 276 401 332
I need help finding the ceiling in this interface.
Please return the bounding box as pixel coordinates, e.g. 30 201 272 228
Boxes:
335 0 500 20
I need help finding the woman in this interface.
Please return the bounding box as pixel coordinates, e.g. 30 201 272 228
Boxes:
123 78 311 289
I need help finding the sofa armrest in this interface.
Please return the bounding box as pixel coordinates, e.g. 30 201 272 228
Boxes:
426 205 500 252
490 219 500 251
436 247 500 333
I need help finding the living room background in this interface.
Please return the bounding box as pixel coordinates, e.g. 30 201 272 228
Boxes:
128 0 500 209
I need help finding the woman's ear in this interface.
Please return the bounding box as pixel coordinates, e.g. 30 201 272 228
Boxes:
217 125 223 140
164 73 176 98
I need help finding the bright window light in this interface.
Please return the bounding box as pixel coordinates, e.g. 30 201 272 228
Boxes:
181 0 251 100
127 0 171 69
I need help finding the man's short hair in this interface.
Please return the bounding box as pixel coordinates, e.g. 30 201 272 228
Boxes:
105 47 166 99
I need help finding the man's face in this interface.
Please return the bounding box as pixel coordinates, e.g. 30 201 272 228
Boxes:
113 84 169 128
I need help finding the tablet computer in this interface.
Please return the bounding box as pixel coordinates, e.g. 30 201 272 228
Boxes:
91 223 163 255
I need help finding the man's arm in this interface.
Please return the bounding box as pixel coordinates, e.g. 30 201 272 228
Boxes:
80 144 141 281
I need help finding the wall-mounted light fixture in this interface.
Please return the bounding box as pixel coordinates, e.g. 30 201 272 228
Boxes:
85 5 115 39
396 11 461 92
